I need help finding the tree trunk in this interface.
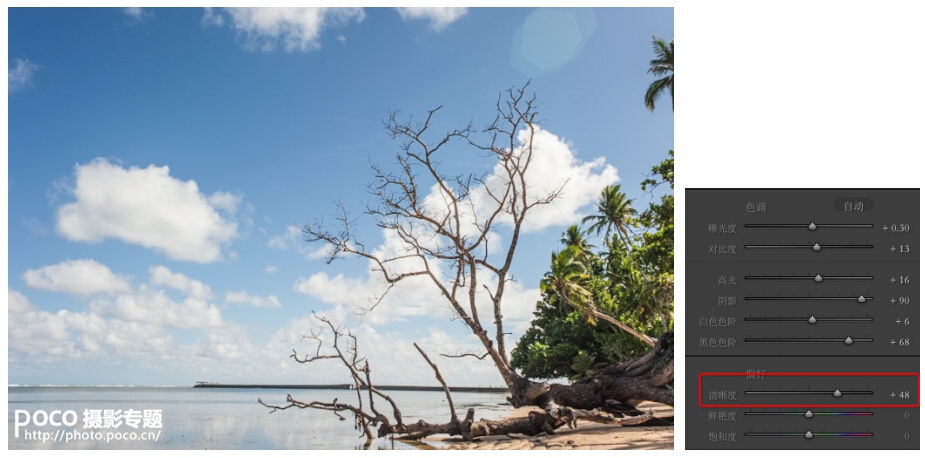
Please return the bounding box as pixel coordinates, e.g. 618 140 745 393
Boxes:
509 331 674 417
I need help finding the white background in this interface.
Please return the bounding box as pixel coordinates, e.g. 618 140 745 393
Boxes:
676 1 923 454
3 1 924 454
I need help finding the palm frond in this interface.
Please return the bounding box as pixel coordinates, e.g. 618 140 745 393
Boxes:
645 35 674 112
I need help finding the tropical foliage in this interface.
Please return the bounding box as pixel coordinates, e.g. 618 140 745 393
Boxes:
512 152 674 380
645 35 674 112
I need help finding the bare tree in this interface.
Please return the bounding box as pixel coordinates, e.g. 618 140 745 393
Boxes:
265 84 673 441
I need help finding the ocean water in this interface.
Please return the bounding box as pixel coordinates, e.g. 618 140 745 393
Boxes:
8 386 512 450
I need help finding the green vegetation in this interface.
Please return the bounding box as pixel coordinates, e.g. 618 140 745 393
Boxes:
645 35 674 112
512 152 674 380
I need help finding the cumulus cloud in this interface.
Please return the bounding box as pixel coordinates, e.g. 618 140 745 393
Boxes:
9 288 243 371
8 289 172 363
268 315 502 385
19 259 224 329
90 285 224 329
9 58 41 93
225 290 282 308
294 227 454 324
291 127 605 328
294 227 540 329
9 289 38 314
9 288 291 380
149 265 214 301
474 127 619 233
55 158 239 263
389 127 617 239
297 266 539 328
23 259 132 296
14 297 313 379
294 272 400 318
203 7 365 52
396 7 467 31
9 287 507 385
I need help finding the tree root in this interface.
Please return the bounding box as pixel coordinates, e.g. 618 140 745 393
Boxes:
261 316 673 442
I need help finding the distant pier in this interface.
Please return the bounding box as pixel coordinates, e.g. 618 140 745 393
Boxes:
193 382 508 393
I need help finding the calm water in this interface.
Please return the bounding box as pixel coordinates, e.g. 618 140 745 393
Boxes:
8 386 512 450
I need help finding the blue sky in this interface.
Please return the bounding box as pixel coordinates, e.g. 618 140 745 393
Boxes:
6 7 673 387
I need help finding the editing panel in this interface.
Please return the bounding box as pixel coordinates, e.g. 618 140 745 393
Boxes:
686 189 920 449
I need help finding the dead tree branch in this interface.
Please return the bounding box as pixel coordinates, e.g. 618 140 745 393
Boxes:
300 83 560 402
413 343 457 422
439 350 490 360
263 315 649 441
265 85 673 444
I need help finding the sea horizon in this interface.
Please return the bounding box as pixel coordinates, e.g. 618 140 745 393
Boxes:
9 385 513 449
9 383 511 390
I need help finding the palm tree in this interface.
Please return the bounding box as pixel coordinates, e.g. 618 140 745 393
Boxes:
542 247 594 320
560 225 593 256
542 247 656 347
582 185 637 248
645 35 674 112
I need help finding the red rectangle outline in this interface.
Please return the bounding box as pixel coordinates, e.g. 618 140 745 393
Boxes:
698 372 920 408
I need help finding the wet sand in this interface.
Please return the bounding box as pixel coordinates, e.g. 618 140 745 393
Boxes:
425 401 674 450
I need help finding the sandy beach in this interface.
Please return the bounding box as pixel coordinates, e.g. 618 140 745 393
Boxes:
425 401 674 450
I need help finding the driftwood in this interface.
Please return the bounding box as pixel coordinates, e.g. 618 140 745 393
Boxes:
260 315 670 441
261 85 672 442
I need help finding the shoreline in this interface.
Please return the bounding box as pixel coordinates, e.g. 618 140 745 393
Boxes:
424 401 674 450
191 383 508 392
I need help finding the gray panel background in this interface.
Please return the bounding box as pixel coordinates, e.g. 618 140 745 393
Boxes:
686 189 920 450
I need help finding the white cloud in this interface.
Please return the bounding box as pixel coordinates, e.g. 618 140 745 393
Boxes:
8 287 510 385
269 224 328 259
23 259 132 296
90 285 224 329
473 127 619 233
175 324 258 363
396 7 467 32
294 272 389 313
149 265 214 301
8 289 172 363
19 261 224 331
225 290 282 308
294 242 540 330
290 127 610 364
494 281 543 334
9 58 41 93
202 7 225 26
209 191 243 214
9 306 79 360
268 316 503 386
264 265 279 274
9 289 38 314
55 158 239 263
381 127 617 251
8 290 276 378
268 225 301 249
123 7 151 21
203 7 365 52
9 288 288 388
293 227 455 324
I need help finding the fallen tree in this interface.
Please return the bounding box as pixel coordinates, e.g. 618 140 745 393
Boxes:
262 84 672 441
260 316 671 441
